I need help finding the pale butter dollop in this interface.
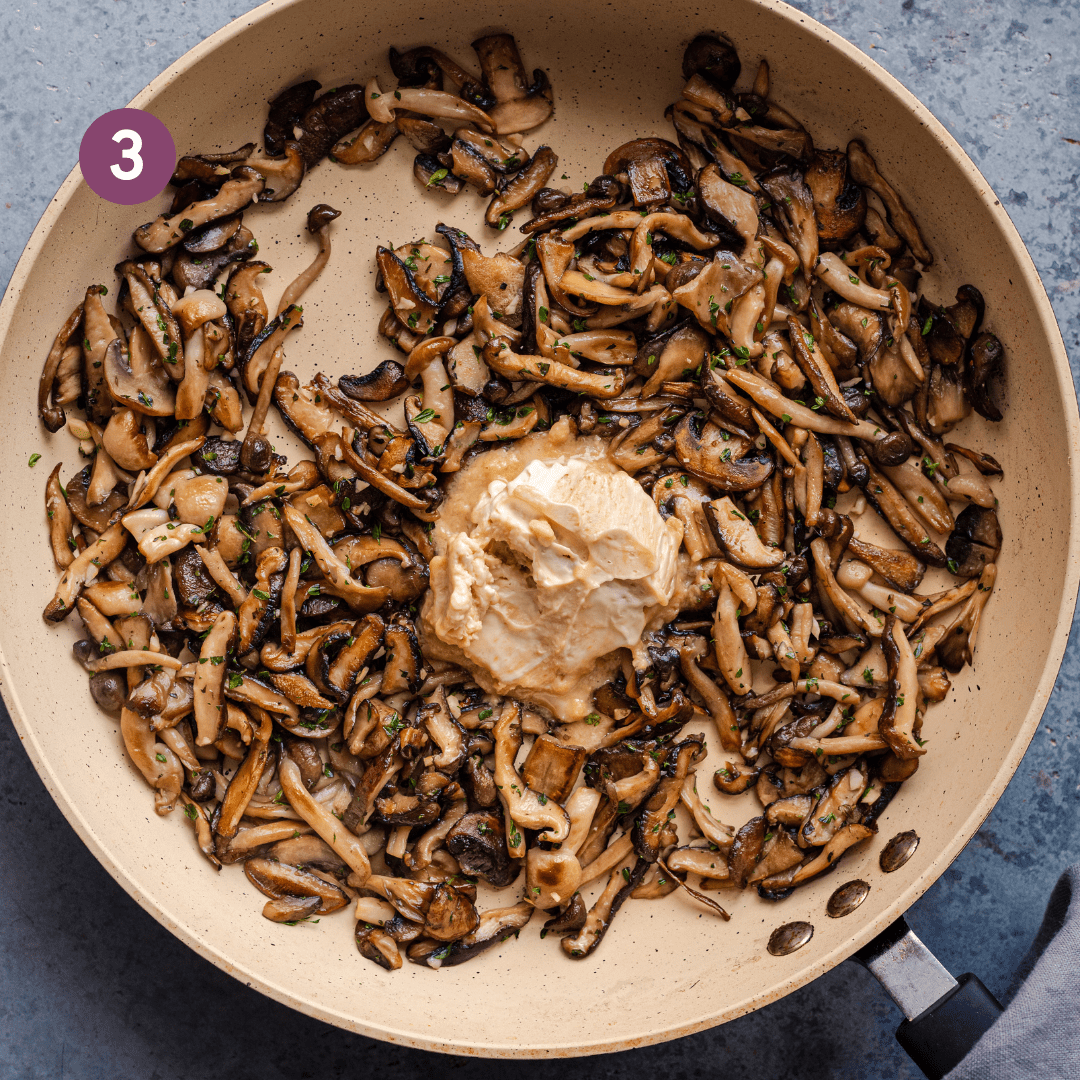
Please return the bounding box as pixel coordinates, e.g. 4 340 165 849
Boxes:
425 450 682 713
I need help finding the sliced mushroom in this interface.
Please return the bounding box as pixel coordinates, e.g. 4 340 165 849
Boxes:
134 169 264 253
471 34 553 134
521 735 587 803
856 451 948 567
445 810 515 887
604 138 693 207
703 496 784 568
937 563 996 672
483 340 625 399
39 301 84 431
492 700 570 853
804 149 866 245
847 140 933 266
244 857 348 914
674 413 774 492
44 522 126 622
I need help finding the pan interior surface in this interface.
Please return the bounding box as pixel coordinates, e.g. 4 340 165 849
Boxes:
0 0 1076 1057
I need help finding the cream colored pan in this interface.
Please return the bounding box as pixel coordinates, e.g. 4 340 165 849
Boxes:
0 0 1076 1057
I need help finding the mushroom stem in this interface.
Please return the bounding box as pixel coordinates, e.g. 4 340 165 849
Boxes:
279 546 303 653
279 754 371 881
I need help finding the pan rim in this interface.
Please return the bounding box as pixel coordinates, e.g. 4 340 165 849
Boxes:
1 0 1077 1057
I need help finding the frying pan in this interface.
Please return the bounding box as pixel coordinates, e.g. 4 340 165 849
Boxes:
0 0 1076 1062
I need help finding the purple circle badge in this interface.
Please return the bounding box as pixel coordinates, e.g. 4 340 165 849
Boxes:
79 108 177 206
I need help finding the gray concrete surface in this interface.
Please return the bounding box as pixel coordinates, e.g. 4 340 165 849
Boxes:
1 1 1078 1077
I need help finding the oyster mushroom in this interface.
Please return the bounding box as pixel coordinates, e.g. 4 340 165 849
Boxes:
937 563 996 673
847 140 933 266
471 34 553 134
134 168 265 253
39 301 84 432
483 340 625 399
704 496 784 568
486 146 558 228
492 700 570 854
878 614 926 759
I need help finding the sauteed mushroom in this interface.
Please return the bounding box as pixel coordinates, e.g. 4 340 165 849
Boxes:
36 25 1005 973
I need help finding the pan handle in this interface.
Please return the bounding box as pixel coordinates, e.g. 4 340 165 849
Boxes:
854 915 1003 1079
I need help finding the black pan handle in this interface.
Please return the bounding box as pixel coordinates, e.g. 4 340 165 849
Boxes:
895 972 1003 1080
854 916 1003 1079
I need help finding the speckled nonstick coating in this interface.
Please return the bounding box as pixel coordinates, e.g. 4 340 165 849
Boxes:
0 0 1076 1057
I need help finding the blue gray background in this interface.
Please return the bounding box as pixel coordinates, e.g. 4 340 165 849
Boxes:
1 1 1077 1076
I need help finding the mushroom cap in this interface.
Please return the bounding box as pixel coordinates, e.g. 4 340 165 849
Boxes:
682 34 741 90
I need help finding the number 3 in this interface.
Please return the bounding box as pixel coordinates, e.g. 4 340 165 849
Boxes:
110 128 144 181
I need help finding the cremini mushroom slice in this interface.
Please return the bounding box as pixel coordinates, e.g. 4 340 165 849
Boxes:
134 168 265 253
805 149 866 245
673 413 774 492
604 138 693 206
